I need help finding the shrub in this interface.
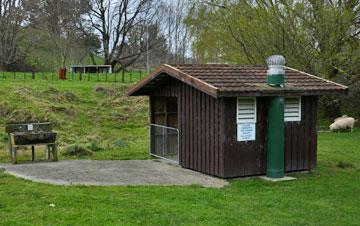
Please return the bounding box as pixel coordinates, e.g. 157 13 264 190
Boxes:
113 139 127 148
63 144 93 156
1 133 8 144
86 142 103 152
336 161 354 169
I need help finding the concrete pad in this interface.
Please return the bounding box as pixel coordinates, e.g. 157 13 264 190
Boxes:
259 176 296 182
0 160 228 188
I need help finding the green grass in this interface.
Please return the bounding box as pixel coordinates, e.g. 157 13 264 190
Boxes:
0 79 359 225
0 130 359 225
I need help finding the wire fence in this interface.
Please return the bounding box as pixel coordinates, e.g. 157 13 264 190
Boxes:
0 70 147 83
150 124 179 163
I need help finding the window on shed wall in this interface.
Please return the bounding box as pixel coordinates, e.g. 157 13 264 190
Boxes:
237 97 257 123
152 97 178 128
284 97 301 122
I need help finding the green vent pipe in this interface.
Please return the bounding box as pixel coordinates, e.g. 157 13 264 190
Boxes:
266 55 285 178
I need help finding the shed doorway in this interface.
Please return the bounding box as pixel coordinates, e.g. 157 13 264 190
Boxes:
150 97 179 163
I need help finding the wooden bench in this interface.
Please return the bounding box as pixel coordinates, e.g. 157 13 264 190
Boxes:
5 122 58 164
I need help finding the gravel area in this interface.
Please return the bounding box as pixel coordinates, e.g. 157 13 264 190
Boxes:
0 160 228 188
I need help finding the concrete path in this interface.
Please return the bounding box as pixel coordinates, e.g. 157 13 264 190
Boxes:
0 160 228 188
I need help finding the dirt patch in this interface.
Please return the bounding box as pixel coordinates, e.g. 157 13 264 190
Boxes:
48 106 76 117
7 109 37 122
109 112 130 123
63 92 78 102
13 87 32 96
0 102 12 117
41 86 79 103
41 86 60 95
93 85 114 96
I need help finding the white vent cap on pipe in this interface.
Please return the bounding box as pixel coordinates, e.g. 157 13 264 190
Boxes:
266 55 286 77
266 55 286 66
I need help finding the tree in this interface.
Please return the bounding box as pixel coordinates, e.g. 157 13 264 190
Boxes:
79 34 102 65
0 0 26 69
186 0 360 117
187 0 359 73
26 0 90 68
163 0 192 64
82 0 162 70
126 23 168 69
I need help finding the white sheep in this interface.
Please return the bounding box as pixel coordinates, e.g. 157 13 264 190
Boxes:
330 117 356 132
334 115 348 122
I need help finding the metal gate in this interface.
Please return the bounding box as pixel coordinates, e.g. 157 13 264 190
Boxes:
150 124 179 163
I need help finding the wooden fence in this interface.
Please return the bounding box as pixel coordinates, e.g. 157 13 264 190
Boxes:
0 70 147 83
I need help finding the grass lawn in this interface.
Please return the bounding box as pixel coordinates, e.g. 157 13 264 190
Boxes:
0 79 359 225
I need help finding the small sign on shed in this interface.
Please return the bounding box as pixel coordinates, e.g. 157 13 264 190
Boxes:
237 123 256 141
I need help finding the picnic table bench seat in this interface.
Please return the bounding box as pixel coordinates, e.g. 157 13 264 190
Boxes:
5 122 58 164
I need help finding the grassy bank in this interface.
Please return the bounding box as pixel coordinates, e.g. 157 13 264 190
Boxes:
0 79 149 162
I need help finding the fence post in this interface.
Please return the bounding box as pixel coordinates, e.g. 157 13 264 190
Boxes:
97 71 99 82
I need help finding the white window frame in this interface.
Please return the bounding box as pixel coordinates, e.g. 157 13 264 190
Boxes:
236 97 257 124
284 96 302 122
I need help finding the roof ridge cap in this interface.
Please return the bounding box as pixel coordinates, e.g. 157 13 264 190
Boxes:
285 66 348 89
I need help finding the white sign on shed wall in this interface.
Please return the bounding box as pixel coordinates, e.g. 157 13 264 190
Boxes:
237 123 256 141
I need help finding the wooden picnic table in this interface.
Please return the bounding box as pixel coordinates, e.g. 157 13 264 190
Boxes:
5 122 58 164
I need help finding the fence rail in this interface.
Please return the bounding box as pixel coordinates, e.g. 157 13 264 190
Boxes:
0 70 147 83
150 124 179 164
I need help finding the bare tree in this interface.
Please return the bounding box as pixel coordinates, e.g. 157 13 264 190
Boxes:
0 0 26 68
163 0 192 64
82 0 161 70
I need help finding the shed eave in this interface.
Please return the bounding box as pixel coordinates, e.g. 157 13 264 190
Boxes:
127 65 219 98
285 66 348 90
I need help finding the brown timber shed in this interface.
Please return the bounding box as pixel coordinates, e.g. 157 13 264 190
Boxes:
128 64 347 178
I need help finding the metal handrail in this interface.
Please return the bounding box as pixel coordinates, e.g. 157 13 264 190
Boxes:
150 123 179 132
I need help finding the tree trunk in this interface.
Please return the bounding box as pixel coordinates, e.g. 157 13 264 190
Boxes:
110 60 117 72
89 53 97 65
